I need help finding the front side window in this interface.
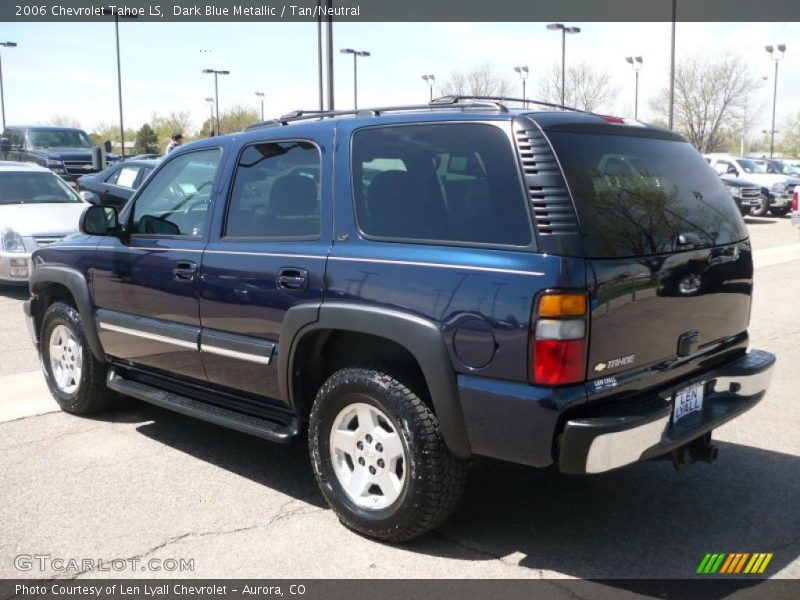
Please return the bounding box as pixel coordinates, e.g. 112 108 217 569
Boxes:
0 172 81 205
114 166 141 189
132 148 221 237
28 129 93 149
351 123 531 246
225 141 321 239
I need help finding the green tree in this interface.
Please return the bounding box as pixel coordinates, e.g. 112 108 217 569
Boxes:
133 123 159 154
198 104 260 137
150 110 193 146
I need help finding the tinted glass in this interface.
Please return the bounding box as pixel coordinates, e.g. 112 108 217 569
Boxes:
0 172 81 205
549 132 748 258
352 123 531 246
132 148 221 237
225 141 321 238
28 129 93 148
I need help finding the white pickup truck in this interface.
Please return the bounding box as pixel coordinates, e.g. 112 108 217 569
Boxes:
706 154 799 216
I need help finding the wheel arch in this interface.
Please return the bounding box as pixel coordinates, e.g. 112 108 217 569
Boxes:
30 265 106 363
282 302 471 459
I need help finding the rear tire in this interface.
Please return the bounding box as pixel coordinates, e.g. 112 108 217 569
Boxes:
750 193 770 217
308 365 468 542
41 301 114 414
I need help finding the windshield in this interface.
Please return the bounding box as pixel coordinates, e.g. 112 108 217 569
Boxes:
737 158 768 174
549 132 748 258
28 129 94 149
0 172 82 205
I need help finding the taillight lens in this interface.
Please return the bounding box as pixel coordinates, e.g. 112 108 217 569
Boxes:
530 292 589 386
793 190 798 212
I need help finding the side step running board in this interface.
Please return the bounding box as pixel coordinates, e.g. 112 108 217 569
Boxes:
107 369 300 443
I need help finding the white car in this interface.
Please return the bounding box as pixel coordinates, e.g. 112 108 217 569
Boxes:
705 154 798 216
0 161 88 283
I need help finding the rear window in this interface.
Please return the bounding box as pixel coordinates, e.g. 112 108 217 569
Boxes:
548 132 748 258
352 123 531 246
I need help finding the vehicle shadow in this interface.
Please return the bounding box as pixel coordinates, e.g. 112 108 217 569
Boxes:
743 217 778 225
127 401 798 587
0 285 29 300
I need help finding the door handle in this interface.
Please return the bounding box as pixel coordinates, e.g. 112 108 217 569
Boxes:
276 267 308 291
173 261 197 282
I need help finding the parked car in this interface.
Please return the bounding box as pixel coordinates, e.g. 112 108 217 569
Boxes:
719 175 762 216
128 153 162 161
706 154 797 216
76 159 159 209
0 125 119 184
0 162 88 283
25 99 775 541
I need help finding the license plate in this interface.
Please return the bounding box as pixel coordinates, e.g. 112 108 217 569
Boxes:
673 382 704 424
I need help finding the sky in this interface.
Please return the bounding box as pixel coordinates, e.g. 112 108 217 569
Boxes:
2 21 799 138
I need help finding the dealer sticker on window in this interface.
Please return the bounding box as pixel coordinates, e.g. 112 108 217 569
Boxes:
673 382 705 424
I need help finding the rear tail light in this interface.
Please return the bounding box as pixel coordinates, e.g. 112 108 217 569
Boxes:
793 190 798 212
530 292 589 386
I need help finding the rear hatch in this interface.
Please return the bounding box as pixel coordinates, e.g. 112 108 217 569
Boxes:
545 125 752 379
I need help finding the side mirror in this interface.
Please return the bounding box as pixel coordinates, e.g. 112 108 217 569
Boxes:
103 140 113 153
0 137 10 153
80 205 119 236
79 190 101 205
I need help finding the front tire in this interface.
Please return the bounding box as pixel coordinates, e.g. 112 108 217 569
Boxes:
41 301 114 414
308 366 468 542
770 206 790 216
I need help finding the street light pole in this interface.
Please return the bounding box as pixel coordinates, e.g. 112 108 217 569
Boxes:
625 56 643 120
547 23 580 108
0 42 17 131
421 74 435 102
203 68 230 135
669 0 676 129
765 44 786 158
255 91 265 121
103 8 136 160
340 48 370 109
204 97 214 135
514 66 529 107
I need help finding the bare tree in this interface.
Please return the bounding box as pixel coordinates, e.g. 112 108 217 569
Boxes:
46 114 81 128
650 56 755 153
439 62 513 97
779 111 800 158
536 62 618 112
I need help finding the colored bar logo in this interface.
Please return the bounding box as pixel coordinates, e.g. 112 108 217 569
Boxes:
697 552 773 574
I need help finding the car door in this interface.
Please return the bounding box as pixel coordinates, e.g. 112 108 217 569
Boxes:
92 147 225 381
198 137 331 404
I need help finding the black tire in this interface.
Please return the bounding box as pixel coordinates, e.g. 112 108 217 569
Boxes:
308 365 468 542
769 206 790 217
40 301 114 414
750 193 770 217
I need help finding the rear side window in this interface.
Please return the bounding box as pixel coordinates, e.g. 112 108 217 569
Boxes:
352 123 531 246
548 133 748 257
225 141 321 239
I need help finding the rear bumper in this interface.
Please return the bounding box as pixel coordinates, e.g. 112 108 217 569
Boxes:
558 349 775 474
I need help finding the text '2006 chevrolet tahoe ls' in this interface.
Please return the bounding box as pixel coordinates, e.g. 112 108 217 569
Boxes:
24 97 775 542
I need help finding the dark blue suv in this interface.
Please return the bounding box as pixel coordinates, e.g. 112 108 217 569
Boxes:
24 98 775 541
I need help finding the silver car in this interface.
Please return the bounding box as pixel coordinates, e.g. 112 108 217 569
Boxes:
0 161 88 283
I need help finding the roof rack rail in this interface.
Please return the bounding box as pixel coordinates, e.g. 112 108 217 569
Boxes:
245 99 509 131
431 95 592 114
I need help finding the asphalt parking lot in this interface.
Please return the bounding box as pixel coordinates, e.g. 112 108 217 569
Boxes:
1 215 799 581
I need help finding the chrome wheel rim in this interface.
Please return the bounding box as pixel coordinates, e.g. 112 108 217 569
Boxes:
329 402 407 510
48 324 82 395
